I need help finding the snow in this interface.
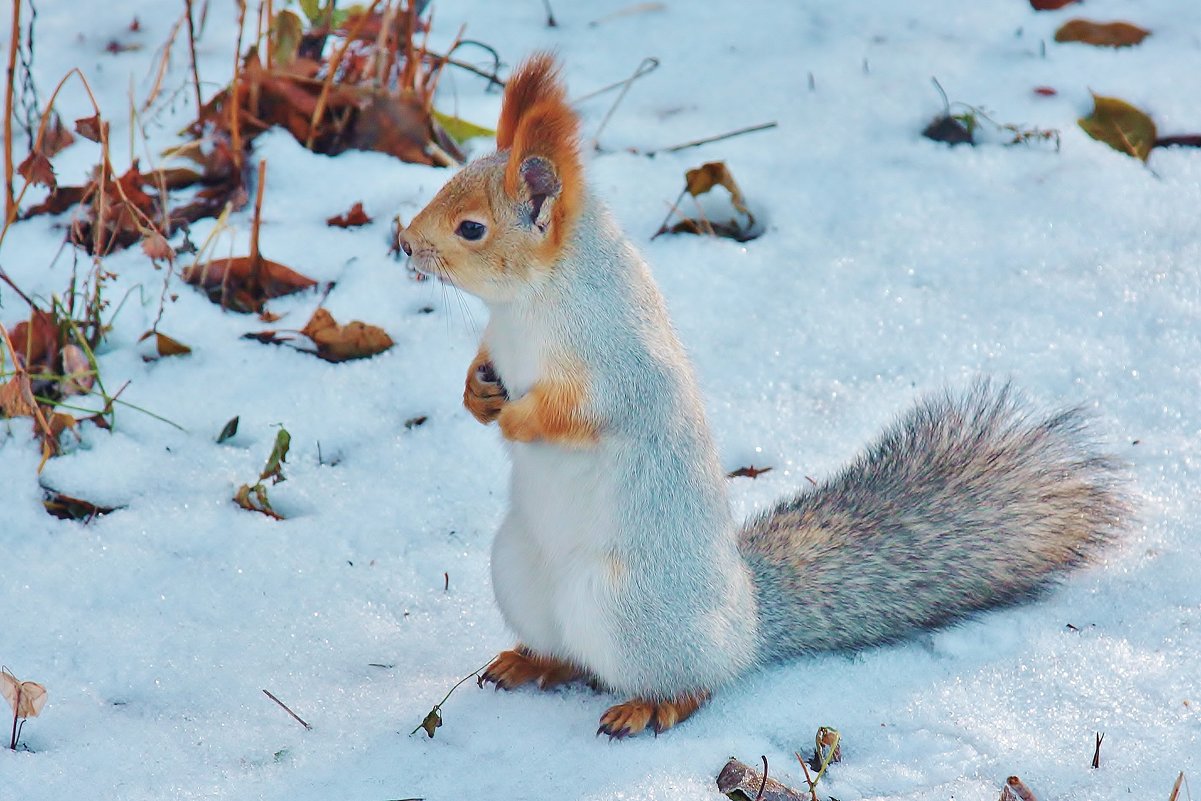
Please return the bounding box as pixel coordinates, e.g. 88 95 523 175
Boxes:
2 0 1200 799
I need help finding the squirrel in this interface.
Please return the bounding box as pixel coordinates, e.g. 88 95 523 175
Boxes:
398 53 1127 739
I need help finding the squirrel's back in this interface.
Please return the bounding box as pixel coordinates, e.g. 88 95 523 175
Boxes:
740 381 1126 663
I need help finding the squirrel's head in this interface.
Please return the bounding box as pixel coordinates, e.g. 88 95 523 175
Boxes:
400 52 582 304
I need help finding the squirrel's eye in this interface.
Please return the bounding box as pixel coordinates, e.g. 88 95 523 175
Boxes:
456 220 486 241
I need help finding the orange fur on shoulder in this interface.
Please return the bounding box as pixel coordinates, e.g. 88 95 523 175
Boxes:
496 53 583 253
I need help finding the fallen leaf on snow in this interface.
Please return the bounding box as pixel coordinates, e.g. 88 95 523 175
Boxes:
300 307 394 362
182 255 318 314
728 465 773 479
42 488 117 521
1079 93 1156 161
0 374 37 417
138 330 193 360
326 201 372 228
1055 19 1151 48
1029 0 1079 9
656 161 761 242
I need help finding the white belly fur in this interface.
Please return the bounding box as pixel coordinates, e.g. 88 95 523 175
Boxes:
491 441 626 685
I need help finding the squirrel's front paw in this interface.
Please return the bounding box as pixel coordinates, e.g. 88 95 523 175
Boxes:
464 360 508 424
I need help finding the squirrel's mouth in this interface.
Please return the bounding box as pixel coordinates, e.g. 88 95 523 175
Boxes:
410 253 454 286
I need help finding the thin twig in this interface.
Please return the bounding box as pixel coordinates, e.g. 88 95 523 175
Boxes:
653 121 778 155
541 0 557 27
262 689 312 730
185 0 203 114
4 0 21 222
590 57 658 146
572 57 659 105
755 755 769 801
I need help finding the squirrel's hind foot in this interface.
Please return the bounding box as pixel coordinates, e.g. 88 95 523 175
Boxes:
479 647 587 691
596 691 709 739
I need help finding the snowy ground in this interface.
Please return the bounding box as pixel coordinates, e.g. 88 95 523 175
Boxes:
2 1 1200 799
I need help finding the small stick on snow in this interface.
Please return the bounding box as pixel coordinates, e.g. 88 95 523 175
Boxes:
262 689 312 730
654 121 778 155
590 57 660 147
185 0 203 115
1091 731 1103 769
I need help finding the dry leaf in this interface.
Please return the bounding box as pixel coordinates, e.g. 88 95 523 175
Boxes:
1079 94 1156 161
1055 19 1151 48
923 115 973 146
1029 0 1079 9
0 670 47 719
1033 86 1058 97
326 201 372 228
41 113 76 158
138 330 192 360
9 309 60 371
728 465 773 479
43 489 116 521
74 114 109 143
182 255 318 314
658 161 760 242
17 150 57 190
234 482 284 519
142 232 174 262
300 307 394 362
0 374 37 417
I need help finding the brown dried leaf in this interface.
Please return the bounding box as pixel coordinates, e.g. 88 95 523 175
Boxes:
9 309 60 371
1030 0 1079 9
138 330 192 360
142 232 175 262
42 113 77 158
74 114 110 143
0 671 47 718
728 465 773 479
661 161 760 242
300 307 394 362
43 488 116 521
17 150 57 190
326 201 372 228
0 374 37 417
1055 19 1151 48
182 255 318 314
1079 94 1156 161
234 482 284 519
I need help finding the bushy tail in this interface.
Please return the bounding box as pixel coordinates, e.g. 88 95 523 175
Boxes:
739 381 1127 663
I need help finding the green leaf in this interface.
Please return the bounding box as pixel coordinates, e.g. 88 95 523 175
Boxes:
432 109 497 144
270 10 304 67
1079 93 1156 161
260 427 292 483
298 0 321 23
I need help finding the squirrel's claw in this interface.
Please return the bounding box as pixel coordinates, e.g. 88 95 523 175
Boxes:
479 647 585 692
464 358 508 425
597 692 710 740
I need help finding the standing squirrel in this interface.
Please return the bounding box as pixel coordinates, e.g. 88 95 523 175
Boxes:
399 53 1126 739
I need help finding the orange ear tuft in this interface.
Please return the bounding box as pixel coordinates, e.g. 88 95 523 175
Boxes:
498 54 583 252
496 52 565 150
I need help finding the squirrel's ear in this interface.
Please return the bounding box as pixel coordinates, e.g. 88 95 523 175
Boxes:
518 156 561 232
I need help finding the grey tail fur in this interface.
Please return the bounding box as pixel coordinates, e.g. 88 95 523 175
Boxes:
739 380 1127 664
